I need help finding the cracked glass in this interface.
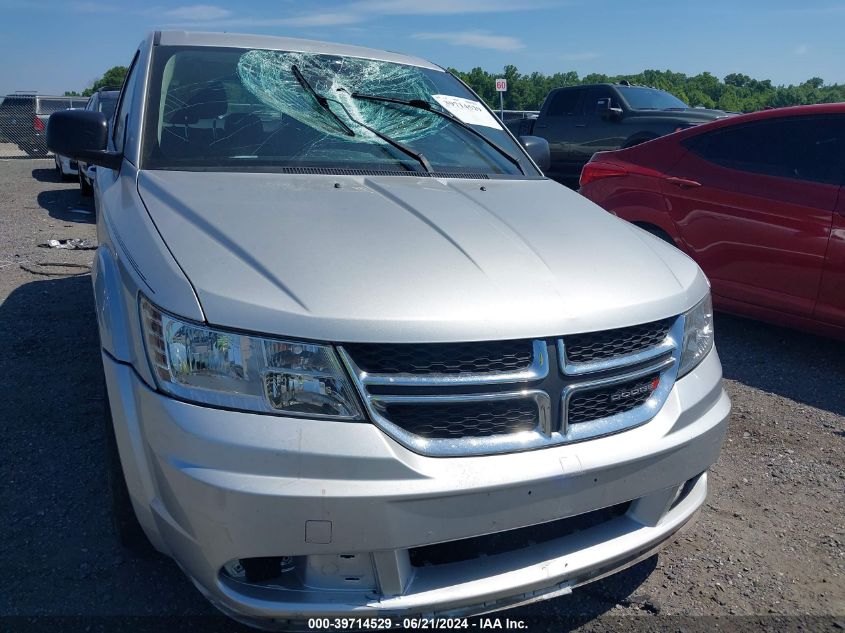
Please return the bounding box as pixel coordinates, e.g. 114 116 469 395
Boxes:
141 46 537 177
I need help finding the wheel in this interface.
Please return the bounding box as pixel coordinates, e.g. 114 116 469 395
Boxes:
622 133 659 149
56 158 75 182
79 170 93 197
637 223 675 245
102 380 155 555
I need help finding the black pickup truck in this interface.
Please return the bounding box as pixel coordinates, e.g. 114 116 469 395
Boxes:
506 82 728 185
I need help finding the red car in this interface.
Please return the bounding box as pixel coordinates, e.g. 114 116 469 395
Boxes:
579 104 845 340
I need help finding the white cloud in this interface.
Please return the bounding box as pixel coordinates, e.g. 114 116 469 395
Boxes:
164 4 232 21
559 52 598 61
413 31 524 51
163 0 562 31
271 12 361 27
794 44 809 56
211 0 562 29
351 0 556 15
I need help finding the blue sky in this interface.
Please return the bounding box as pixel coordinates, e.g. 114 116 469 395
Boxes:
1 0 843 95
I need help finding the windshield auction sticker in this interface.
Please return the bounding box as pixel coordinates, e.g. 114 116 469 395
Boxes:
431 95 503 129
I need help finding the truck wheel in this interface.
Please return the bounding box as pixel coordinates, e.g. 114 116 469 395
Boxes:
103 380 156 556
622 133 659 149
79 171 93 197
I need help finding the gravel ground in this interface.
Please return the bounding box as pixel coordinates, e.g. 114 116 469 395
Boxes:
1 159 843 633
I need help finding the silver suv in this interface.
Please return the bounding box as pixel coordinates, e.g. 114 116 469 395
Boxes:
47 31 729 628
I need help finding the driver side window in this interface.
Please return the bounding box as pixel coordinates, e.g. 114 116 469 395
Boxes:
584 88 616 116
547 90 582 117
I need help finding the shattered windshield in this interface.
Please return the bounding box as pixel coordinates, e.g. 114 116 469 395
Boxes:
141 46 537 177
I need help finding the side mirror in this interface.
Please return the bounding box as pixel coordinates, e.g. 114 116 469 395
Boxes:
598 98 623 121
519 135 550 172
47 110 122 169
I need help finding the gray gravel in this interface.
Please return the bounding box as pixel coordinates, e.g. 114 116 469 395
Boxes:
1 159 843 632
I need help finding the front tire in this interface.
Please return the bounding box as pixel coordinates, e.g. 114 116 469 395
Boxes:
79 170 93 197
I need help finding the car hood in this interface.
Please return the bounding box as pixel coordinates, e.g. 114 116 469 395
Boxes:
137 171 708 343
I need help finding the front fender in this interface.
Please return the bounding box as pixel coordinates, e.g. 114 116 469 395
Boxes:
92 244 133 362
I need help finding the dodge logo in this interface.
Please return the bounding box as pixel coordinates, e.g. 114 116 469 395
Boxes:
610 377 660 402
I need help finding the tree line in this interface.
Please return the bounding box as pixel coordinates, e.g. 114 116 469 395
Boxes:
64 66 128 97
450 66 845 113
65 65 845 113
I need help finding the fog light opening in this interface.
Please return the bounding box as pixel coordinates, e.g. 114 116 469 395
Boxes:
223 556 297 584
669 472 703 511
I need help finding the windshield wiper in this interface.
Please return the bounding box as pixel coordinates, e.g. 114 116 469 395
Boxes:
325 95 432 173
291 65 355 137
343 91 525 175
292 66 430 172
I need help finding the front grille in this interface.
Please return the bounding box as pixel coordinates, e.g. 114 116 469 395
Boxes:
568 374 660 425
382 400 537 438
409 502 631 567
343 340 533 375
341 316 679 456
563 319 672 365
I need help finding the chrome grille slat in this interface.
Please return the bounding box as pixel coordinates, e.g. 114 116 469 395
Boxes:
351 340 549 387
338 316 684 457
379 399 539 439
558 318 675 376
568 374 661 425
342 339 533 375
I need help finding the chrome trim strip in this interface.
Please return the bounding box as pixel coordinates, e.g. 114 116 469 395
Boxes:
338 340 548 388
366 390 552 457
561 355 675 436
559 317 684 441
557 327 674 376
338 316 684 457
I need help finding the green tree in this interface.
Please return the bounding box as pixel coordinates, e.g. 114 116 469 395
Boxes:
82 66 128 97
451 65 844 114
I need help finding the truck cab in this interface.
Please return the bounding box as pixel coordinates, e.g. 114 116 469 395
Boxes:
508 83 728 186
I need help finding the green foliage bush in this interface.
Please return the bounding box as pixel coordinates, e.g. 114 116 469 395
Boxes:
450 66 845 113
69 65 844 113
81 66 128 97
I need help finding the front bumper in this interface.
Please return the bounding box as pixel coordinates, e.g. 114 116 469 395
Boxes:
57 155 78 176
103 347 729 625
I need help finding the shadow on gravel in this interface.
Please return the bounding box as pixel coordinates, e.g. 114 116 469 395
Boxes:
36 188 93 224
715 312 845 416
0 275 652 627
0 275 214 619
31 166 61 183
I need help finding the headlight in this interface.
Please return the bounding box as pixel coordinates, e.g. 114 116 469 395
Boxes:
139 296 363 420
678 293 714 378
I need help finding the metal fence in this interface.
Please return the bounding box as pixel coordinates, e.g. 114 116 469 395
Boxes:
498 109 540 122
0 94 88 159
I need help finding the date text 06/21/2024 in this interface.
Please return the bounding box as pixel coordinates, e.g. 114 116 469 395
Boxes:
306 617 529 629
